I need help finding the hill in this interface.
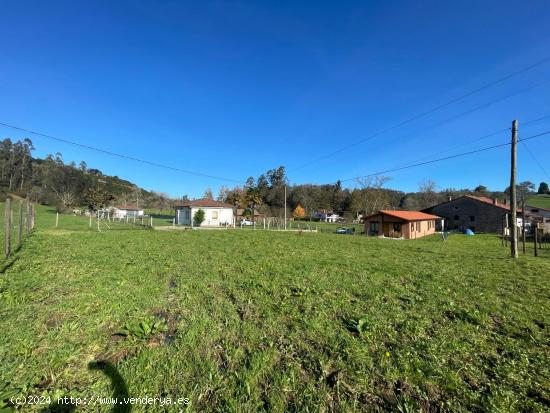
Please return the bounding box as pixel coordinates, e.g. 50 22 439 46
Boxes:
526 194 550 209
0 137 175 211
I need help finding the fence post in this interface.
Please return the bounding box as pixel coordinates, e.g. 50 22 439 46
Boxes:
56 212 59 228
18 200 23 245
150 216 153 227
89 214 92 229
30 204 35 230
4 198 11 258
25 202 30 235
533 222 539 257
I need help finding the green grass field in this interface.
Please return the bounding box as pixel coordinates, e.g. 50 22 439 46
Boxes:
0 206 549 412
526 194 550 209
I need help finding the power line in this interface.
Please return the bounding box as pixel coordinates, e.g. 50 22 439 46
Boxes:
288 56 550 172
372 113 550 174
520 140 550 181
338 130 550 183
0 122 245 184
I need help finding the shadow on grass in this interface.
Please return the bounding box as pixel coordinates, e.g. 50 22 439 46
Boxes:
39 360 130 413
0 245 23 273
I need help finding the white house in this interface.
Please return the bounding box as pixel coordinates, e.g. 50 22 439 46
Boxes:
175 199 234 227
313 211 340 223
112 205 144 219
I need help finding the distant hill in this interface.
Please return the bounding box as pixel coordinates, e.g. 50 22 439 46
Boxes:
0 137 175 211
526 194 550 209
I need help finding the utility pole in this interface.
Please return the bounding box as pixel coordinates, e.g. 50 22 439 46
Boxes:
284 184 287 230
521 196 526 254
509 120 518 259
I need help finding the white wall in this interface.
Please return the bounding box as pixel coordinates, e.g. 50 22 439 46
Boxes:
176 207 234 226
113 209 144 219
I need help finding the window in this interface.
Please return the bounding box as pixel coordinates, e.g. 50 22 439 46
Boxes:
427 220 431 229
411 223 415 232
212 211 219 219
369 222 379 234
416 222 421 231
393 223 402 232
454 215 459 221
470 215 475 222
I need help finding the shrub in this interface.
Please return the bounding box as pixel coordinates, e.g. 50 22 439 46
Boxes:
193 209 205 226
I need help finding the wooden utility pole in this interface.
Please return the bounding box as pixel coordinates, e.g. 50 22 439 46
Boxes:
4 198 11 258
521 196 526 254
509 120 518 258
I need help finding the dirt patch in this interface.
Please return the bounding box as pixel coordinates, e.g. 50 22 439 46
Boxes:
151 309 180 345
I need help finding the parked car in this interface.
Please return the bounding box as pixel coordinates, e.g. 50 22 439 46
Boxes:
336 227 354 234
241 219 254 226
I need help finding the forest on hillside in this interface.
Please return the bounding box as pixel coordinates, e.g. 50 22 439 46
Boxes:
0 138 174 212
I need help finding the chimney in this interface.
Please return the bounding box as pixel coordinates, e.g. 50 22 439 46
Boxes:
448 196 452 202
493 198 498 205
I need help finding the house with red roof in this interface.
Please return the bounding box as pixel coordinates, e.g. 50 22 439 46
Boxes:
174 198 234 227
422 195 523 233
363 210 442 239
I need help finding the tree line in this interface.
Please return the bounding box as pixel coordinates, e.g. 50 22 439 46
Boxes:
213 166 546 220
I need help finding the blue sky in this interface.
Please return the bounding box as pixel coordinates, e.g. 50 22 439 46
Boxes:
1 0 549 198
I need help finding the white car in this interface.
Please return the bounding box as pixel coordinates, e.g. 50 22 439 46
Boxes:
241 220 254 226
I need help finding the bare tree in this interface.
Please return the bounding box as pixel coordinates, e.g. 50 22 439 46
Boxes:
50 185 75 212
203 188 214 200
355 175 392 215
418 179 437 209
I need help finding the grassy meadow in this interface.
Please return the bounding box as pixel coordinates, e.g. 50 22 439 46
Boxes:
0 206 549 412
526 194 550 209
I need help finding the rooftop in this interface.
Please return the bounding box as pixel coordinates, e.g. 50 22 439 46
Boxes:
175 198 233 208
115 205 142 211
366 210 442 222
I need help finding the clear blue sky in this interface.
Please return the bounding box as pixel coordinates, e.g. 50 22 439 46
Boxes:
1 0 549 198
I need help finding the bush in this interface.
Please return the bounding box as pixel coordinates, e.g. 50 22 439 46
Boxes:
193 209 205 226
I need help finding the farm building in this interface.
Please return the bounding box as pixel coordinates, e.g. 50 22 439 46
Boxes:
364 210 441 239
524 205 550 220
422 195 523 233
175 199 234 227
112 205 144 219
422 195 523 234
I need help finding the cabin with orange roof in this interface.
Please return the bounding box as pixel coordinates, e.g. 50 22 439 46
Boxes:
363 210 442 239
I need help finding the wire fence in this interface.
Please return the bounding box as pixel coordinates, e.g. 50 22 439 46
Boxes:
2 198 35 259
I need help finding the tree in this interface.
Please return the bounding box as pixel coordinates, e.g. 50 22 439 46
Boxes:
505 181 535 199
418 179 438 209
538 182 550 195
355 175 392 215
474 185 488 194
203 188 213 200
293 204 305 219
193 209 205 226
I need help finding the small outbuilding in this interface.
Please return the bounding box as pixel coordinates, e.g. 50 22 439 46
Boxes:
112 205 144 219
174 199 234 227
364 210 442 239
